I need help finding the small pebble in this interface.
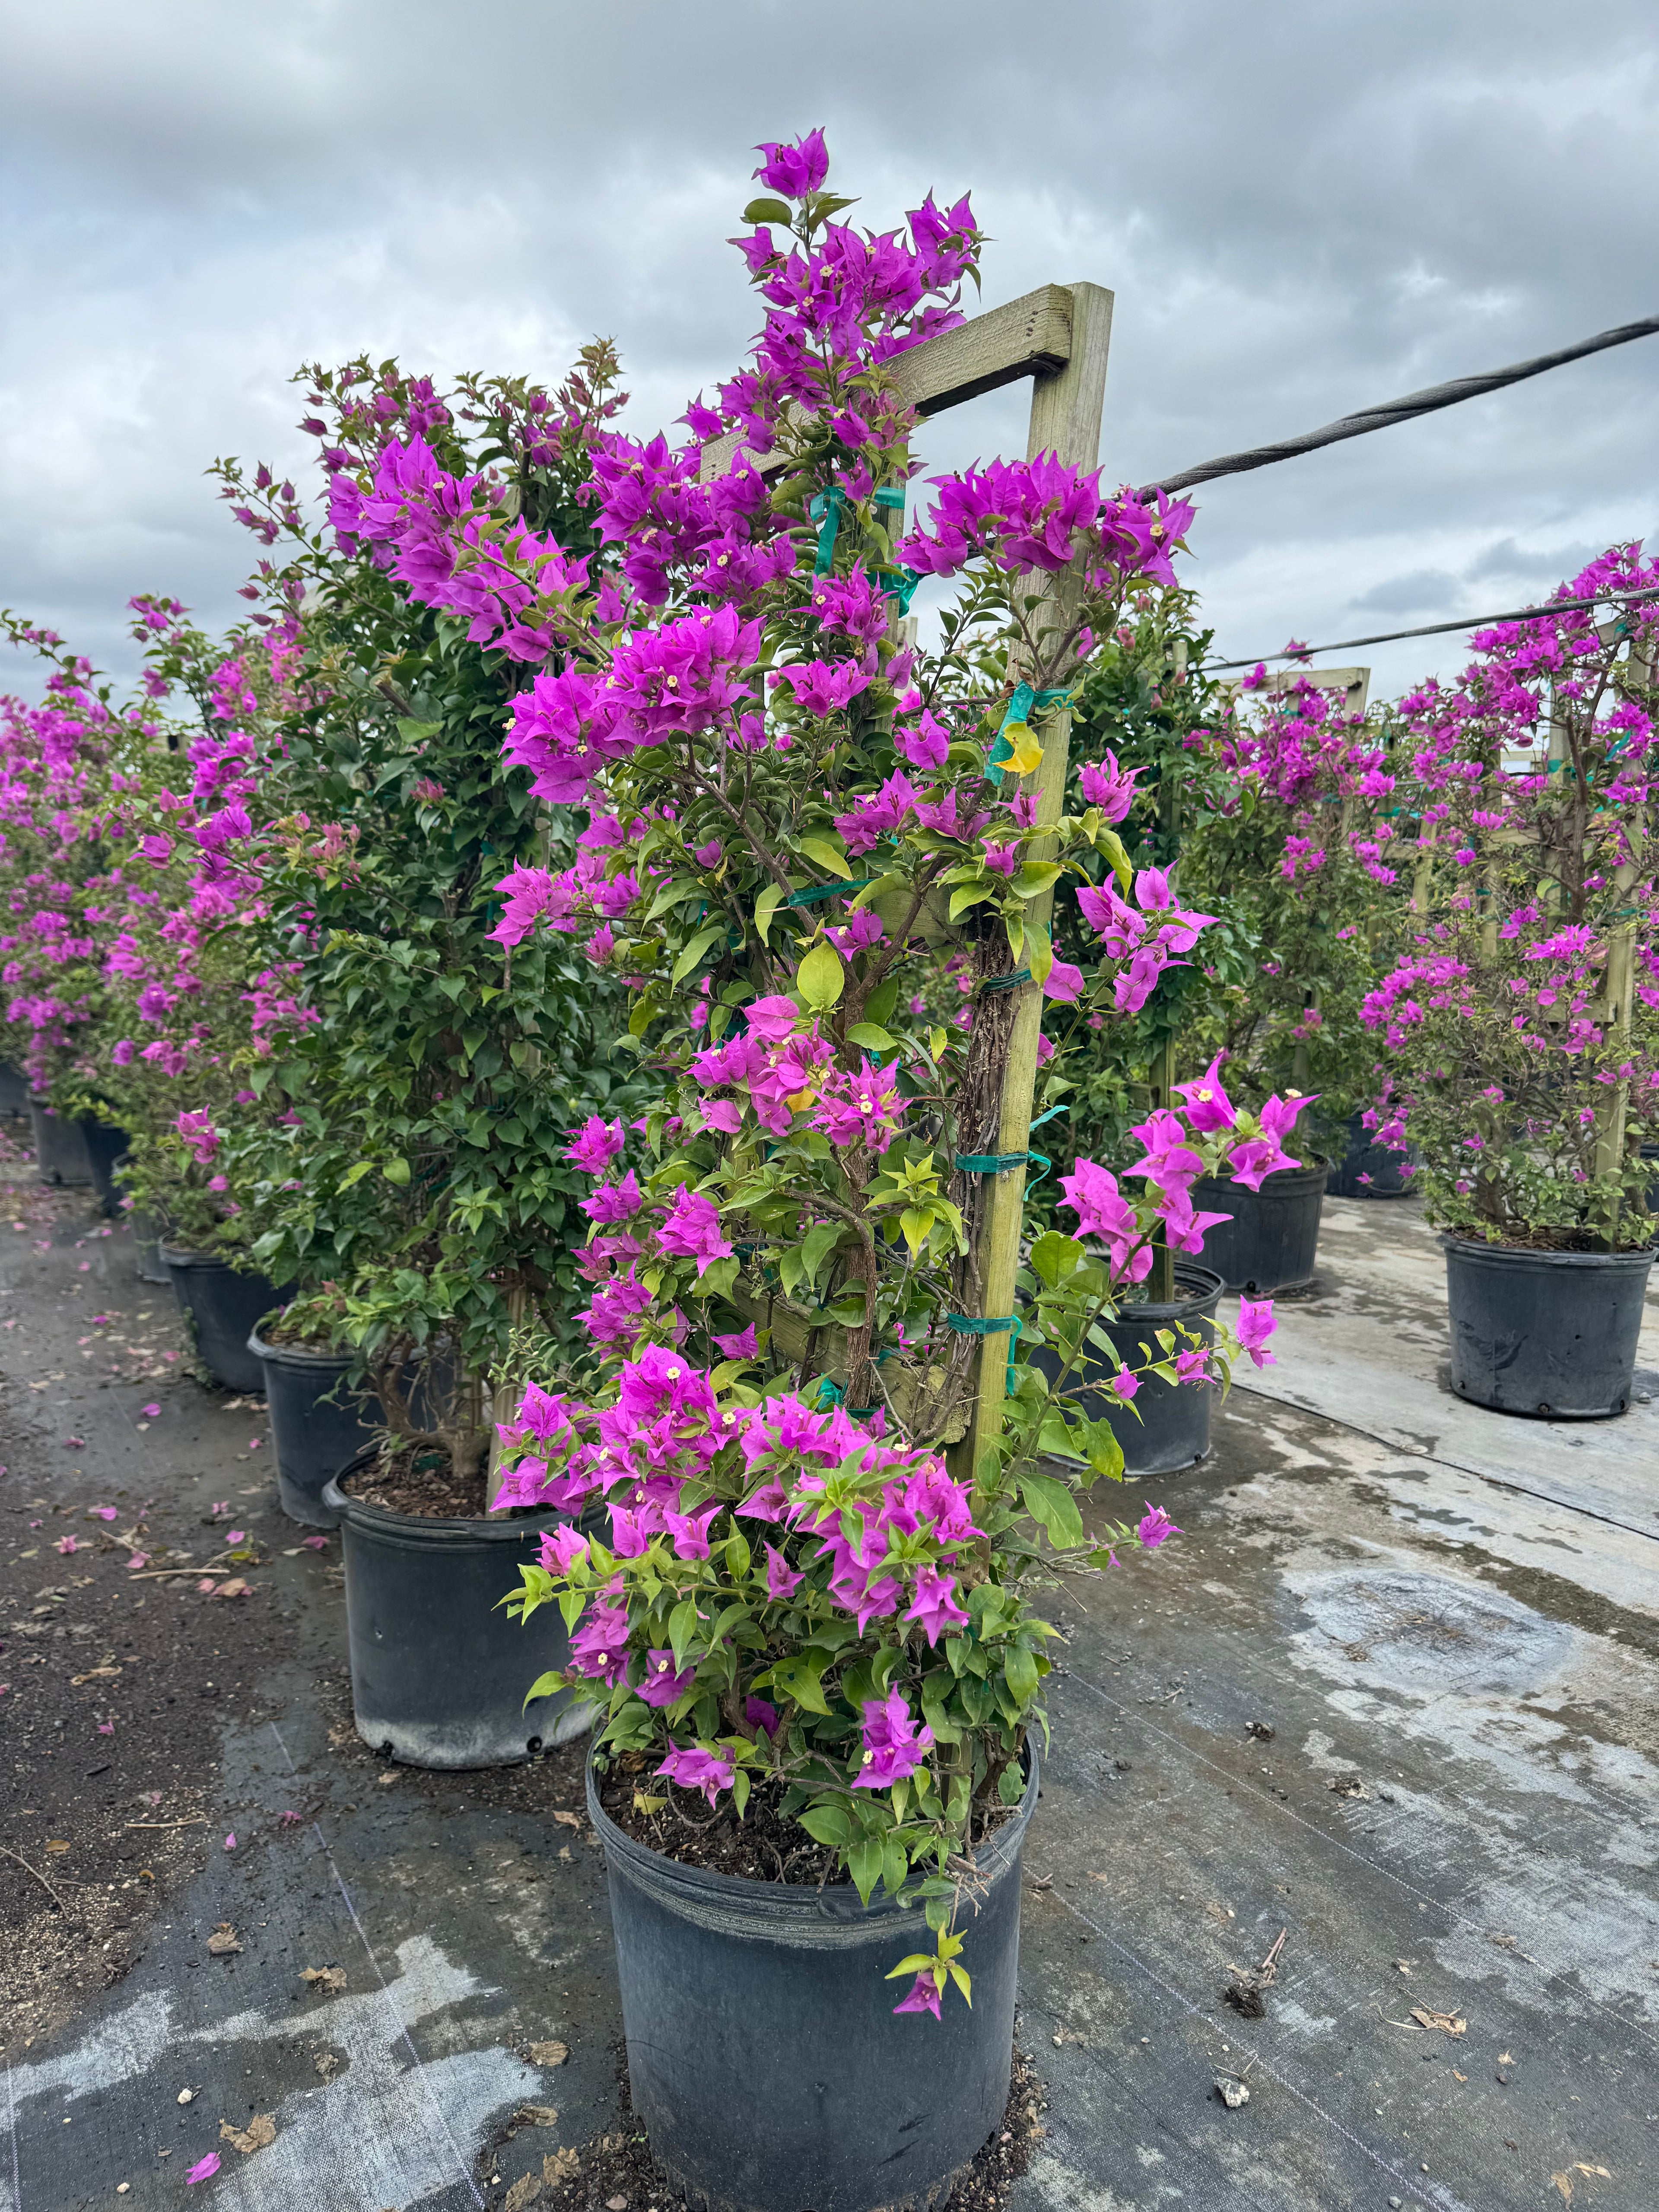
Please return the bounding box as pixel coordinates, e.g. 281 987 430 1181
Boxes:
176 2090 193 2106
1389 2199 1402 2209
117 2189 130 2197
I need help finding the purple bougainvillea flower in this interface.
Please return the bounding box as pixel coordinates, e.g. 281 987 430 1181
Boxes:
763 1542 804 1600
301 1535 328 1551
636 1649 697 1707
564 1115 626 1175
1235 1296 1277 1369
54 1535 80 1554
1107 1368 1138 1402
1136 1503 1181 1551
891 1970 943 2020
753 128 830 198
853 1688 934 1789
656 1744 735 1805
713 1324 759 1359
538 1524 589 1575
901 1566 969 1646
655 1186 734 1277
745 1694 781 1738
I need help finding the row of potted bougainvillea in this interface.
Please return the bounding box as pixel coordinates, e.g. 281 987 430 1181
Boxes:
3 128 1655 2212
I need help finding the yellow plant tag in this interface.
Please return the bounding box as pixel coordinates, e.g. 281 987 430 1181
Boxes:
1002 721 1043 777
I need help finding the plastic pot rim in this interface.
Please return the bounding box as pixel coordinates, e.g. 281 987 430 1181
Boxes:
586 1735 1037 1936
1195 1158 1329 1193
1441 1233 1657 1274
322 1447 559 1548
248 1322 356 1371
159 1240 268 1276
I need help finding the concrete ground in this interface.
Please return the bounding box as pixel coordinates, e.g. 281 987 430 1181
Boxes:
3 1131 1656 2212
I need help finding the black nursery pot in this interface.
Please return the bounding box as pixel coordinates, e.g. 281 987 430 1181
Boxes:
1193 1159 1326 1294
160 1244 291 1393
1027 1262 1223 1475
1444 1236 1656 1419
1325 1111 1417 1199
78 1117 131 1217
28 1096 93 1187
590 1744 1038 2212
249 1325 381 1529
130 1210 171 1286
322 1450 587 1768
0 1061 28 1117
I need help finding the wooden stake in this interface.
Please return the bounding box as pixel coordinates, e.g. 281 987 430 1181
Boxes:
957 284 1114 1488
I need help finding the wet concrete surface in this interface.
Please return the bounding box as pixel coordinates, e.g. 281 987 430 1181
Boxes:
3 1150 1656 2211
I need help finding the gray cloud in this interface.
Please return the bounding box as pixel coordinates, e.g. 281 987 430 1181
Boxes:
3 0 1656 704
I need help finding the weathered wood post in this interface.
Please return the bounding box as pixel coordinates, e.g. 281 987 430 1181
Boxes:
698 283 1114 1466
954 284 1115 1485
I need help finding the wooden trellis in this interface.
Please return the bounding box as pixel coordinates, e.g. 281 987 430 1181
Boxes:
706 282 1115 1478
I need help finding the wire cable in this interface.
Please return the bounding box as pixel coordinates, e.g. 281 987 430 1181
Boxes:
1134 312 1659 502
1207 582 1659 671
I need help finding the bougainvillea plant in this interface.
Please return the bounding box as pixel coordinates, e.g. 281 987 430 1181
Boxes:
1177 667 1415 1164
305 130 1316 2011
1362 547 1659 1246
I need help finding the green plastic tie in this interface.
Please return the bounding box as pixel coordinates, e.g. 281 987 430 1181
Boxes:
808 489 844 577
945 1310 1023 1391
979 967 1031 995
784 876 877 908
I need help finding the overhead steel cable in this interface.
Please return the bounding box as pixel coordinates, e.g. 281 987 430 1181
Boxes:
1133 312 1659 502
1207 583 1659 672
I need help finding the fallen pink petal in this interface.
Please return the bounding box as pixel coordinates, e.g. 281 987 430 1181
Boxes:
185 2152 221 2185
141 1401 162 1417
93 1505 118 1520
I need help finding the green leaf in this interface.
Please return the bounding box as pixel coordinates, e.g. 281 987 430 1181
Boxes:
801 1220 843 1285
523 1671 566 1706
796 938 845 1010
882 1837 909 1896
755 881 786 938
1028 1230 1084 1288
864 975 900 1027
799 1797 852 1849
667 1597 700 1672
337 1160 373 1191
1003 1645 1040 1706
724 1530 751 1579
1016 861 1063 898
798 836 851 879
742 195 794 225
1020 1470 1085 1551
848 1837 884 1906
845 1023 897 1051
768 1650 832 1716
383 1156 410 1187
671 921 729 983
732 1769 751 1819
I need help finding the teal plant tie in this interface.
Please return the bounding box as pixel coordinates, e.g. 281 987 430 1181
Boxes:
984 683 1076 786
784 877 877 908
808 489 844 576
979 967 1031 995
945 1310 1023 1392
813 1375 845 1411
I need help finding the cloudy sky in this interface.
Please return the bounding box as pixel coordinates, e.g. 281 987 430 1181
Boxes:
3 0 1656 706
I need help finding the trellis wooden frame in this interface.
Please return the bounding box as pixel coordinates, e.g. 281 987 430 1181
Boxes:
705 280 1115 1479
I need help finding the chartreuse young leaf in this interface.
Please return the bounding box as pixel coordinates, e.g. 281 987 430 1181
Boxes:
755 880 786 937
796 937 845 1009
798 835 851 878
